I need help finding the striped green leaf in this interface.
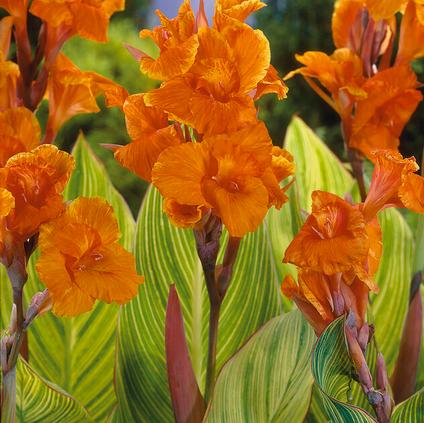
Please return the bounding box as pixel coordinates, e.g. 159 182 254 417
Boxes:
1 134 135 420
312 317 377 422
371 209 414 373
114 187 285 422
14 358 91 422
392 388 424 422
205 310 315 422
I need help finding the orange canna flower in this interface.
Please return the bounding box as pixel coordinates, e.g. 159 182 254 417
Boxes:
152 122 294 237
36 197 143 316
139 0 199 81
283 191 370 276
285 49 367 115
30 0 124 43
362 149 422 220
45 54 128 141
214 0 266 22
349 65 422 158
0 107 40 166
0 52 19 110
145 24 270 135
114 94 182 181
0 145 74 247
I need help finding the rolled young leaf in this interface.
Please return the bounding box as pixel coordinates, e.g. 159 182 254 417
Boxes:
165 285 205 423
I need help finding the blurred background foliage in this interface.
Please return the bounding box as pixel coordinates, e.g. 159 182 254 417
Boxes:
27 0 423 215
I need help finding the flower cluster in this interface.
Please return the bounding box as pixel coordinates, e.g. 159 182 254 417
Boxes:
0 0 142 316
115 0 294 238
286 0 423 160
282 149 424 335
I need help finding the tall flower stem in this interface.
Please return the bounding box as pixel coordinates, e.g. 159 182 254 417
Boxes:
194 217 241 403
204 300 221 403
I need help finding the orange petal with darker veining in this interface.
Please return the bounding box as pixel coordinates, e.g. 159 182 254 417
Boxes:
365 0 404 20
152 142 209 206
215 0 266 22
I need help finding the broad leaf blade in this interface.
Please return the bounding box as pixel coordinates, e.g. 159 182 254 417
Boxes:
205 310 315 423
115 187 283 422
16 358 91 422
392 388 424 422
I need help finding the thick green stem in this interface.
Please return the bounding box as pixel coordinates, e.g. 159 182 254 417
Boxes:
204 300 221 403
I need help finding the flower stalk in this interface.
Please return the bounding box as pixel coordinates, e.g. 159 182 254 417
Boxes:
194 216 241 403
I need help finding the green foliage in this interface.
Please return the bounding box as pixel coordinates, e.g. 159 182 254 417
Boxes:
15 358 91 423
114 186 284 422
205 310 315 422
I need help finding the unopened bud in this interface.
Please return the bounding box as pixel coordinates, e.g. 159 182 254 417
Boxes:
358 323 370 353
376 353 388 391
24 289 52 329
8 304 17 335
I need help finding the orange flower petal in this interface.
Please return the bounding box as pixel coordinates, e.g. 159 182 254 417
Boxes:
0 107 40 166
215 0 266 22
36 247 96 317
0 0 28 18
30 0 74 27
363 150 419 220
37 197 142 316
284 191 369 275
115 127 181 182
332 0 364 48
163 198 205 228
140 36 199 81
254 65 288 100
351 65 422 158
152 142 209 206
144 76 195 127
88 71 128 109
0 187 13 217
397 2 424 63
223 24 270 93
66 197 121 245
74 243 142 304
0 52 19 110
202 175 269 237
399 172 424 213
365 0 404 20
